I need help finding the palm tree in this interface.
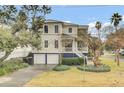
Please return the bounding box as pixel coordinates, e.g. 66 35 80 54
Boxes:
95 21 102 41
111 12 122 66
111 12 122 32
95 21 102 58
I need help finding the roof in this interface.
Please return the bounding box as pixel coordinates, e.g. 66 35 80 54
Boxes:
45 19 89 28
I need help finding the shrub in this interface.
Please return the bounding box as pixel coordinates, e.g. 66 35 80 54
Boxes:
0 58 29 76
53 65 70 71
0 69 7 76
62 57 84 65
77 64 111 72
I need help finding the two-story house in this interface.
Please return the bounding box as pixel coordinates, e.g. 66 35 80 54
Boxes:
33 19 89 64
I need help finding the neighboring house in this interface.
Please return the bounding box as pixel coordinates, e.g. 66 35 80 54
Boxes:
33 19 89 64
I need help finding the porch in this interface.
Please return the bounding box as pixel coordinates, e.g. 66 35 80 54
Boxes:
61 34 88 53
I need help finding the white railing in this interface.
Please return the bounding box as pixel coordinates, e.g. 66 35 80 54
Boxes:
62 47 72 52
74 49 88 64
62 47 88 53
78 47 88 51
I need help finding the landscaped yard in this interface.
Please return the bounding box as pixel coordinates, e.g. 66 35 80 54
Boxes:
25 57 124 87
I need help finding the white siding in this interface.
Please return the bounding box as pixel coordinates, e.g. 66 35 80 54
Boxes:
63 25 78 38
41 23 63 53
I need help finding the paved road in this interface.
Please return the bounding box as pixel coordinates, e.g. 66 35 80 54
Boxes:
0 65 55 87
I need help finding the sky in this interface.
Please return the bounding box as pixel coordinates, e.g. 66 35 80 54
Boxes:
46 5 124 25
45 5 124 40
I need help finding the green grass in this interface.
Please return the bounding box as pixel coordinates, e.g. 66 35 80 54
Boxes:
119 54 124 59
77 64 111 72
25 55 124 87
100 57 124 72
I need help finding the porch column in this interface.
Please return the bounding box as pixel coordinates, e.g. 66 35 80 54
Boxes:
72 39 75 52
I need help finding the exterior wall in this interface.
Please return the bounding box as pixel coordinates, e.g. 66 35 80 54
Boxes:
41 23 63 53
39 22 88 53
41 23 79 53
43 23 63 34
63 25 78 38
41 34 61 53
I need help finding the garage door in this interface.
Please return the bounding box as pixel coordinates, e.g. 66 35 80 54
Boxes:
34 54 46 64
47 54 59 64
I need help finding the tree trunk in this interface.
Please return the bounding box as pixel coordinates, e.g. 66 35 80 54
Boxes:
98 29 101 41
0 51 12 63
92 50 102 67
115 26 118 32
115 49 120 66
117 54 120 66
114 49 117 62
59 53 62 65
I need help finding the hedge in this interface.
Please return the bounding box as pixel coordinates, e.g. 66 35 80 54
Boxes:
62 57 85 65
0 58 29 76
53 65 70 71
77 64 111 72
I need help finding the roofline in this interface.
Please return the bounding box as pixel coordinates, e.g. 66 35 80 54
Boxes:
45 19 88 27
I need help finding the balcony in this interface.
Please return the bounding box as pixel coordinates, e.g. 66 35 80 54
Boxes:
62 47 88 53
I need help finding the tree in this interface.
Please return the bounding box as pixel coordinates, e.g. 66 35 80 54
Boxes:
111 12 122 32
88 35 102 67
21 5 51 32
78 29 102 67
95 21 102 40
0 5 51 62
106 28 124 66
0 5 17 25
110 12 122 66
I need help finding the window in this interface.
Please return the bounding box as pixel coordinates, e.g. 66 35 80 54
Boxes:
44 25 48 33
68 28 72 33
55 40 58 48
55 25 59 33
44 40 48 48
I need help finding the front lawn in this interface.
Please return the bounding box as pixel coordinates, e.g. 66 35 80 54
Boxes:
25 57 124 87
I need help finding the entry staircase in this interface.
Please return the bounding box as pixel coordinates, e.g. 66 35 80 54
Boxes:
74 49 87 64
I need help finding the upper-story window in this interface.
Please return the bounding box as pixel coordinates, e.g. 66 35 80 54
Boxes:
68 28 72 33
55 25 59 33
44 25 48 33
55 40 58 48
44 40 48 48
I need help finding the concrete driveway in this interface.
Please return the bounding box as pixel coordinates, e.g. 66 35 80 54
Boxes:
0 65 56 87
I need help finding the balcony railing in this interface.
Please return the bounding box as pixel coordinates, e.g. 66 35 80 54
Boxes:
62 47 88 53
62 47 72 52
78 47 88 51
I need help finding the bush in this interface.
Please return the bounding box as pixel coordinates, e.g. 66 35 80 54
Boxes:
77 64 111 72
0 58 29 76
53 65 70 71
62 57 84 65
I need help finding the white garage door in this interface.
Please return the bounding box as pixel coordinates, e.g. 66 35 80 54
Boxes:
47 54 59 64
34 54 46 64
